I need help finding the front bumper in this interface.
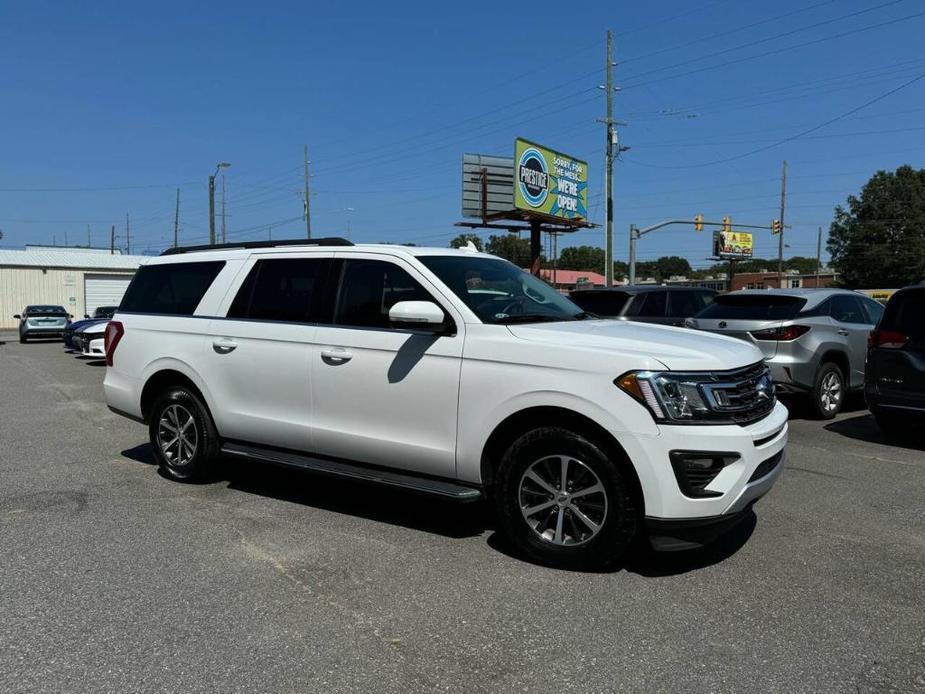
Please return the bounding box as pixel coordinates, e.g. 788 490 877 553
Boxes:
646 508 754 552
22 327 66 338
81 337 105 357
613 400 788 540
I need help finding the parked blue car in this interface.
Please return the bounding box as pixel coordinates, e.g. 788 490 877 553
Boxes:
63 306 118 350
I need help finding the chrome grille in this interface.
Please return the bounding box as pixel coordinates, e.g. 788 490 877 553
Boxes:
702 362 775 425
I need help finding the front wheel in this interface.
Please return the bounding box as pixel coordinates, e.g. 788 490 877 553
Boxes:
493 427 637 570
148 386 220 482
811 363 844 420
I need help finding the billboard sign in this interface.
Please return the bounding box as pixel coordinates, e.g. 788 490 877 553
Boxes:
461 154 514 218
713 230 753 259
514 138 588 221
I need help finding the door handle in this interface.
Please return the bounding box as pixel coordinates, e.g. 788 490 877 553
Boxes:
321 347 353 364
837 329 850 336
212 338 238 354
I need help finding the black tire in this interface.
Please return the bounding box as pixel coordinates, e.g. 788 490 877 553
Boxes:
811 362 844 420
148 386 220 482
493 426 637 570
19 334 26 344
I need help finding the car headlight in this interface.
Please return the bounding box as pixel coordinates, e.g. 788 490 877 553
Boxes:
616 371 716 422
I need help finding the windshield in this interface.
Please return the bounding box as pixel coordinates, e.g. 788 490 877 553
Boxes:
695 294 806 320
26 305 67 316
419 255 589 324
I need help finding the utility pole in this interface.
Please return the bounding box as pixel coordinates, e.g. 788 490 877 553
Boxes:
64 231 68 247
816 225 823 287
125 213 130 255
303 144 312 239
173 188 180 249
208 174 216 245
220 174 227 244
209 162 231 246
777 160 787 288
110 224 115 254
87 224 91 247
603 30 615 287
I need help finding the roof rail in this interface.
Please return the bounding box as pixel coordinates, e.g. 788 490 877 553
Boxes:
160 237 353 256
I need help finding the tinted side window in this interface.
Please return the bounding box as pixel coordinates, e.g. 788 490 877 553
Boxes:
335 259 434 329
829 295 866 324
633 291 668 318
668 291 705 318
228 258 331 323
120 261 224 315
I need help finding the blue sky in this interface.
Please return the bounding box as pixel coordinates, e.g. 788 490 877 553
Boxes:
2 0 924 267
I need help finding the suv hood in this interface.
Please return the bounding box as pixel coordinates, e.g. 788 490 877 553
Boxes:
508 319 764 371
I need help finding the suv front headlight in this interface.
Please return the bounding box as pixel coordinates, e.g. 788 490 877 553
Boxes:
617 365 780 425
616 371 716 422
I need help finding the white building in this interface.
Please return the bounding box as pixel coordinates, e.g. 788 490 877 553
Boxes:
0 247 148 329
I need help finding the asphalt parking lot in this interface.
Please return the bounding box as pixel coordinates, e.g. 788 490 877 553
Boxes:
1 334 923 693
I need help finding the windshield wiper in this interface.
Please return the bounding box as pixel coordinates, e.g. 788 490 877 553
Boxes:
573 311 598 320
493 314 573 324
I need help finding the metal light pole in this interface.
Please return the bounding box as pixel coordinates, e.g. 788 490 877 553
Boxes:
208 162 231 245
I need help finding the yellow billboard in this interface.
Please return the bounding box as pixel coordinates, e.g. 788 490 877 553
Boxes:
713 230 753 259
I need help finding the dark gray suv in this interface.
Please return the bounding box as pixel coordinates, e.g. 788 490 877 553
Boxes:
569 286 717 326
687 289 884 419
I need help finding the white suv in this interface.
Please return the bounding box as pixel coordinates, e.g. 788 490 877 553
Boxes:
104 239 787 568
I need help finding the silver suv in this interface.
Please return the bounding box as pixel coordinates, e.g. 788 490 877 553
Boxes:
687 289 884 419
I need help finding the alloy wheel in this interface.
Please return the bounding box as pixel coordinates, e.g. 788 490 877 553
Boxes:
157 404 199 467
820 371 842 414
518 455 608 546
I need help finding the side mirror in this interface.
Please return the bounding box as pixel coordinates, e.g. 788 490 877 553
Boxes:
13 314 21 320
84 314 90 319
389 301 448 331
69 314 74 319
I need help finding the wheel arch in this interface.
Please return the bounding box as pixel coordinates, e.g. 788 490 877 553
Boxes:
479 406 645 515
140 368 212 424
818 349 850 380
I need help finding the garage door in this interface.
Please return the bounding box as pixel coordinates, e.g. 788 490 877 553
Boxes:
84 274 134 317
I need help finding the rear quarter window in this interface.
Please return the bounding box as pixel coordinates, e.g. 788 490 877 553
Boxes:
120 261 225 315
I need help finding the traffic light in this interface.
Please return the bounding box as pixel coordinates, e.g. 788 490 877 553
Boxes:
694 213 703 232
771 219 781 235
722 216 731 233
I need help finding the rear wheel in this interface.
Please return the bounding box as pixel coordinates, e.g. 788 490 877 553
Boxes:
811 362 844 420
493 426 637 570
148 386 220 482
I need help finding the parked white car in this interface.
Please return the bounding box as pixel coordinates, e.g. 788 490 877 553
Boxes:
104 239 787 568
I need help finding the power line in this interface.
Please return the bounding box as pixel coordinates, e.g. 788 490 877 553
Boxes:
624 71 925 169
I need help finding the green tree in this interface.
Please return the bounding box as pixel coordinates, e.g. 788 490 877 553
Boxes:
485 234 534 266
828 165 925 287
449 233 483 251
654 255 692 279
557 245 605 273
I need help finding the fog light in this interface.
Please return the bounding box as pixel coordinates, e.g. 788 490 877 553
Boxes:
669 451 740 498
